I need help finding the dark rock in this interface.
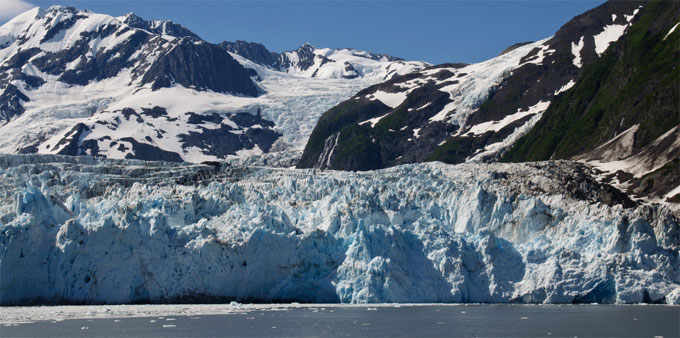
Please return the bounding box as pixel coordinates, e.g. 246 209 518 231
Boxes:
186 112 223 125
218 40 281 68
121 13 201 40
119 137 183 162
0 83 29 125
179 112 282 158
53 123 100 156
230 110 275 128
141 40 260 96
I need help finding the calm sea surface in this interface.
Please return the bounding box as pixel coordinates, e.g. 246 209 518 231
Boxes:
1 304 678 337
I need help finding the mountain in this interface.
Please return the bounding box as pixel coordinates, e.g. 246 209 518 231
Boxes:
503 0 679 205
220 41 426 80
298 1 648 171
2 1 679 307
0 6 428 163
117 12 201 40
1 154 678 304
218 40 280 68
297 1 678 208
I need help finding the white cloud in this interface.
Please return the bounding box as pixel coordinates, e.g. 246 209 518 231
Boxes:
0 0 37 24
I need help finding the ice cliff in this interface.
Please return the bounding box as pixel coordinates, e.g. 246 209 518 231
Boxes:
0 154 678 305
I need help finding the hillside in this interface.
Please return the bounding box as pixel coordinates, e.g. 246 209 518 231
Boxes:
503 0 679 204
297 1 646 170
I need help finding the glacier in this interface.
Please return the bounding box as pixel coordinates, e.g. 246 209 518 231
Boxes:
0 154 678 305
0 6 428 164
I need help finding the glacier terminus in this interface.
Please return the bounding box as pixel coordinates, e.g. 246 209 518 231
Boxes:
1 155 678 305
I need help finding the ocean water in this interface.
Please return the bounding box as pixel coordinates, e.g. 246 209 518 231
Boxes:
1 304 678 337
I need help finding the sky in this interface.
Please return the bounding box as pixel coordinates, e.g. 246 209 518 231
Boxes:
0 0 606 64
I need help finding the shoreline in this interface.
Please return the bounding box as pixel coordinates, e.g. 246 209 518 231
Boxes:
2 303 677 325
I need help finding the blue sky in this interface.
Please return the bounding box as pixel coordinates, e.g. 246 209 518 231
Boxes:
3 0 605 64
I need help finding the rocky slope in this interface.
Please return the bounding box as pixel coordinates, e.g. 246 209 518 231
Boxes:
118 12 201 40
504 0 680 206
298 1 648 172
1 154 678 305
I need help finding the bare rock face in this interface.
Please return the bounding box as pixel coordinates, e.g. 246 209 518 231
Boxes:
219 40 281 69
141 39 260 96
119 12 201 40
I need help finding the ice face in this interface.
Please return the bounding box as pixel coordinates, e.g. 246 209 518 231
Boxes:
0 155 678 304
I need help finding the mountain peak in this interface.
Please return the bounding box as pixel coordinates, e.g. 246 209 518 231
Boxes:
45 5 79 14
116 12 201 39
220 39 428 80
298 42 315 51
118 12 145 25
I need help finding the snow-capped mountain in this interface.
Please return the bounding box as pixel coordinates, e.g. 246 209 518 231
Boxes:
117 12 201 40
297 1 679 208
1 1 678 307
221 41 427 80
504 0 679 208
0 6 264 162
1 154 678 304
298 1 648 171
0 6 428 163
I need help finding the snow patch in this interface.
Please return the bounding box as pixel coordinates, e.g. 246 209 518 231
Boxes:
359 112 392 128
624 8 640 22
664 22 679 41
369 91 407 109
593 24 628 55
428 38 549 126
554 80 576 95
664 185 680 201
571 36 585 68
467 101 550 136
520 44 556 66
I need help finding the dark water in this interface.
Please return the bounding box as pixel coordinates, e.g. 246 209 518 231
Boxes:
2 305 678 337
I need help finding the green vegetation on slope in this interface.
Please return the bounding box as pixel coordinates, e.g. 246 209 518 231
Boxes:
333 124 383 171
503 1 680 162
297 99 390 168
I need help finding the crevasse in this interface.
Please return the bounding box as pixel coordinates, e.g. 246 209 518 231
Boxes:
0 155 678 305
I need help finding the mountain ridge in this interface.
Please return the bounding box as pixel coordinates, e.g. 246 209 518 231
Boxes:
503 0 680 204
297 0 648 171
0 5 428 164
295 0 678 209
221 40 425 80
